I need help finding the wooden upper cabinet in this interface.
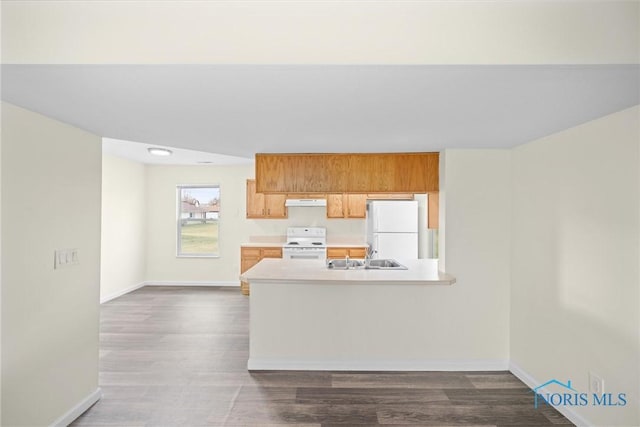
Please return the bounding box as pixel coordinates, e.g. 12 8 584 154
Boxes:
345 194 367 218
246 179 287 219
246 180 265 218
256 154 347 193
326 194 366 218
256 153 438 193
264 194 287 218
326 194 345 218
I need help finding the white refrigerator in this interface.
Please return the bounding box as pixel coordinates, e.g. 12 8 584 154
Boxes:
366 200 419 259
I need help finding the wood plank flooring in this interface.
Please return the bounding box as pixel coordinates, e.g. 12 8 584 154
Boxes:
72 286 573 426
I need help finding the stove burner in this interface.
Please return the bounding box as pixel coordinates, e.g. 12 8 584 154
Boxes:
312 242 322 245
287 242 299 245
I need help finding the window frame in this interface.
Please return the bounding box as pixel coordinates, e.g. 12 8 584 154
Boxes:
176 184 221 258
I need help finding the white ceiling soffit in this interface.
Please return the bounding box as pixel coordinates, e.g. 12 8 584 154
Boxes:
2 64 639 157
102 138 253 165
2 1 638 64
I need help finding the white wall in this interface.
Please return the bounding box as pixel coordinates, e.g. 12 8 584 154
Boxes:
144 164 367 284
510 106 639 427
101 154 146 302
1 103 101 426
426 149 512 364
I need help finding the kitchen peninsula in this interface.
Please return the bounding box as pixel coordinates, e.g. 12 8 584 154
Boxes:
241 258 456 371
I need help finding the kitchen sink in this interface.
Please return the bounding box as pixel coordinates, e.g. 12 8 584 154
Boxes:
326 259 365 269
326 258 407 270
366 259 407 269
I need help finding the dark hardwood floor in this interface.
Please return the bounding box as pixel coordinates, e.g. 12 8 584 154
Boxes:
72 286 573 426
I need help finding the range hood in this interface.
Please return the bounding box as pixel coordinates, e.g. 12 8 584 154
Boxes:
285 198 327 207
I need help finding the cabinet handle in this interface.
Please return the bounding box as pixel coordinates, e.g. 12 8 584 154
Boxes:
268 209 271 215
262 209 265 215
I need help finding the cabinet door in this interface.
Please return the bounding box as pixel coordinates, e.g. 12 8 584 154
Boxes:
240 247 262 273
264 194 288 218
246 180 265 218
326 194 345 218
327 247 348 258
428 192 439 229
348 248 367 258
345 194 367 218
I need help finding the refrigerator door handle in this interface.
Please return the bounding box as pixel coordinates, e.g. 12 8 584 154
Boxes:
374 235 379 259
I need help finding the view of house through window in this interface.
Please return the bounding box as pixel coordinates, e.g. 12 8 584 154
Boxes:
178 185 220 257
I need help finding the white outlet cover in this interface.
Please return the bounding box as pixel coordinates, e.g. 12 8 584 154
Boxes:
589 372 604 394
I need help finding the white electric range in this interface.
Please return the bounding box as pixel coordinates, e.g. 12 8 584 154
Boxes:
282 227 327 260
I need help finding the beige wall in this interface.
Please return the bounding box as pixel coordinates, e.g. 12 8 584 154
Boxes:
510 106 639 426
101 154 146 302
1 103 101 426
2 1 637 64
435 149 512 363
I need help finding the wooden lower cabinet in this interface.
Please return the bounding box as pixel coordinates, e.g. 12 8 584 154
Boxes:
240 246 282 295
326 247 368 259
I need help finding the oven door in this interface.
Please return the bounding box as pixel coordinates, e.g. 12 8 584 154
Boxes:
283 247 327 260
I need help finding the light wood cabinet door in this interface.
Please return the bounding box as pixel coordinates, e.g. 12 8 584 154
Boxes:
348 248 367 258
327 193 367 218
246 180 265 218
428 192 439 229
246 180 287 219
327 247 368 259
264 194 288 218
327 247 348 258
326 194 345 218
345 194 367 218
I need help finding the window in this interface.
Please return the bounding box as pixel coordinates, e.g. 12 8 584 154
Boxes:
177 185 220 257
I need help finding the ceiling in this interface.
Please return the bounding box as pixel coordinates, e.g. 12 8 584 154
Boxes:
102 138 253 165
2 64 638 160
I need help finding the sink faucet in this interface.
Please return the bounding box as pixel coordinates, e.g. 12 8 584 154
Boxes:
345 254 350 270
365 247 374 267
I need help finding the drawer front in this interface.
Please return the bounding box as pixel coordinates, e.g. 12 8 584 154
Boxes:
261 247 283 258
326 248 348 258
241 247 262 257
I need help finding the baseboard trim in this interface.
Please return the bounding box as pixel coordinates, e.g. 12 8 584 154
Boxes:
100 282 146 304
248 358 509 371
50 387 102 427
509 360 591 427
144 280 240 287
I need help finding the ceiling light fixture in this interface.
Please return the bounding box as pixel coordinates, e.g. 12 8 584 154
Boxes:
147 147 173 156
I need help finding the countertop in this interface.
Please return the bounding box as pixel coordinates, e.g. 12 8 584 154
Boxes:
240 258 455 285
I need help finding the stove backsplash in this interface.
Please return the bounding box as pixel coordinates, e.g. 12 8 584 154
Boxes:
246 206 366 242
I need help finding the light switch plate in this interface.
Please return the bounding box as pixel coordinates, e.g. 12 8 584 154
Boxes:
54 248 79 269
